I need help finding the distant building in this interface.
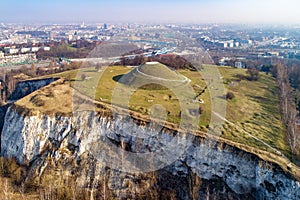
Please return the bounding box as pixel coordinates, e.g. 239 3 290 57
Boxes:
43 47 51 51
219 57 231 66
258 52 280 58
0 53 37 66
49 32 55 40
97 36 110 41
31 47 40 52
269 52 280 57
229 42 234 48
4 47 19 54
103 23 108 30
21 48 31 53
68 35 74 41
217 40 236 48
223 42 228 48
80 21 86 28
235 61 245 69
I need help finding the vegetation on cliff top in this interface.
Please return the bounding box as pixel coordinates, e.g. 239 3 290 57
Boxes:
15 65 289 159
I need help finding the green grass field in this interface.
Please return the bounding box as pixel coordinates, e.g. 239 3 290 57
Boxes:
22 65 289 157
218 67 288 156
44 66 207 125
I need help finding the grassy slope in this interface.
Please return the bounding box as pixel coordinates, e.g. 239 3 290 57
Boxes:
219 67 289 157
138 62 186 80
18 65 289 158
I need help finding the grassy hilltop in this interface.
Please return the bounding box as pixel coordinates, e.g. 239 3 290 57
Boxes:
16 64 289 159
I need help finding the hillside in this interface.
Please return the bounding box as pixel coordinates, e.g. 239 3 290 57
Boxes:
16 64 289 158
3 64 300 199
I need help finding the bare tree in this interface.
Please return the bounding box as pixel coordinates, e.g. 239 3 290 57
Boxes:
276 62 299 156
247 67 260 81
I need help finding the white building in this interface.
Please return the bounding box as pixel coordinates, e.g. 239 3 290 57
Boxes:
21 48 31 53
43 47 51 51
229 42 234 48
68 35 74 41
235 61 245 69
0 53 37 65
5 47 19 54
31 47 40 52
223 42 228 48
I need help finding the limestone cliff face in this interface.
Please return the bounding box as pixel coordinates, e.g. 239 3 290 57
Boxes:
0 104 9 134
1 107 300 199
9 78 58 101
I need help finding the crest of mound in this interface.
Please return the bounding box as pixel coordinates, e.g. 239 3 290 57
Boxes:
118 62 190 89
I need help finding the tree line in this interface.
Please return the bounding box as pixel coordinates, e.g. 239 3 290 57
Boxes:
231 60 300 160
272 62 300 159
0 61 87 104
37 40 100 60
115 54 196 71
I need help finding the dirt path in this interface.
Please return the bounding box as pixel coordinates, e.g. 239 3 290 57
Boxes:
213 111 290 161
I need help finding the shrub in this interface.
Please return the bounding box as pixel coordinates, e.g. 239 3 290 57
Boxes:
199 106 204 114
247 67 260 81
81 74 86 81
226 92 235 100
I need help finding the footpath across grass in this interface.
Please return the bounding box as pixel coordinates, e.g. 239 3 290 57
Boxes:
23 65 289 158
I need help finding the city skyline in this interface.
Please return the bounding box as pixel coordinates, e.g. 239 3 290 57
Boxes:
1 0 300 24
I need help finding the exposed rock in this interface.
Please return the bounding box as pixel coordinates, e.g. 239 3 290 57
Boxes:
1 107 300 199
8 78 58 101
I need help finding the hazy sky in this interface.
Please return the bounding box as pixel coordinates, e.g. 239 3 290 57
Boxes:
2 0 300 24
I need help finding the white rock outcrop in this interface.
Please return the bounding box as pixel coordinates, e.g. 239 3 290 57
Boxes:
1 107 300 199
